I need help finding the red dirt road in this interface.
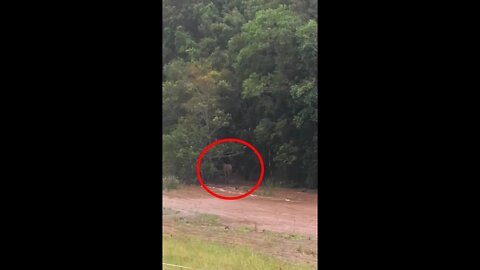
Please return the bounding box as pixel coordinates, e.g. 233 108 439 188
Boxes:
163 185 317 237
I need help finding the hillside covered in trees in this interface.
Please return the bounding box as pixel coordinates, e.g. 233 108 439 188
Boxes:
163 0 318 188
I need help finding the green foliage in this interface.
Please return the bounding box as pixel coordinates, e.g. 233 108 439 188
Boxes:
291 79 317 128
273 141 299 166
163 0 317 188
163 234 314 270
163 175 180 191
242 73 268 98
254 118 274 143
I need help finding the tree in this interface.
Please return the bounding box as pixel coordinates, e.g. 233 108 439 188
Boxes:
162 0 318 188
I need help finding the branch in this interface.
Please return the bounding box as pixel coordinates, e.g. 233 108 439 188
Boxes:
211 151 246 159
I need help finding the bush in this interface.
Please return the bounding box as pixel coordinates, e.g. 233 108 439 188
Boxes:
163 176 180 191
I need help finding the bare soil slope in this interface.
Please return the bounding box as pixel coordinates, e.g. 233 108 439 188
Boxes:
163 185 317 237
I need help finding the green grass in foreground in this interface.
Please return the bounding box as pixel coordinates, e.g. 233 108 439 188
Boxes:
163 235 314 270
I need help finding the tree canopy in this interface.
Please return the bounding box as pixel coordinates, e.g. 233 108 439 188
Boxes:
163 0 318 188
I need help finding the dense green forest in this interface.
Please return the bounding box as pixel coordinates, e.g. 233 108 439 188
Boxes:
162 0 318 188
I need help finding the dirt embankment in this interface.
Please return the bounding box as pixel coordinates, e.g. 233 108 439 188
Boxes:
163 185 317 237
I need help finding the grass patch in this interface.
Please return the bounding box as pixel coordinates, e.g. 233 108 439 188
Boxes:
263 231 304 242
286 234 304 241
162 208 180 216
175 213 222 227
237 226 254 233
296 245 317 256
163 235 314 270
263 232 279 243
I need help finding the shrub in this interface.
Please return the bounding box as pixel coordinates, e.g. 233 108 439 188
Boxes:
163 175 180 191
